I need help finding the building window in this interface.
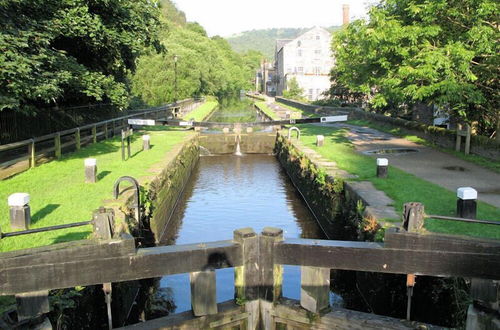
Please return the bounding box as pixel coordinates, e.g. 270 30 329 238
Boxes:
313 67 321 75
308 89 314 100
297 41 302 47
297 67 304 73
314 49 321 55
316 35 320 40
297 50 302 57
287 68 292 74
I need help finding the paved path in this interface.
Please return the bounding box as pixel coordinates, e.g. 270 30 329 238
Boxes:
322 123 500 208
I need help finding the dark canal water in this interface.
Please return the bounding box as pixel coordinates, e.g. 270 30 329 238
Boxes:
159 154 333 312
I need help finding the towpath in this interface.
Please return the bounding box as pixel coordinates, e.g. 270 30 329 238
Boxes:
325 123 500 208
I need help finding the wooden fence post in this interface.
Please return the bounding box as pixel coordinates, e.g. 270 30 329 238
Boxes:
54 133 61 159
234 228 259 329
260 227 283 329
465 124 471 155
300 266 330 313
190 270 217 316
92 125 97 144
104 123 108 140
112 120 116 137
75 128 81 150
402 202 424 320
28 139 35 168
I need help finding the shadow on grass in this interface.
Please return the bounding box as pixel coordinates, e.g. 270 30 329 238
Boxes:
97 170 112 181
52 230 91 244
31 204 61 225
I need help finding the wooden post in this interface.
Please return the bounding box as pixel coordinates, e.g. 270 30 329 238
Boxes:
112 120 116 137
104 123 108 140
92 125 97 144
260 227 283 302
402 202 424 321
465 124 471 155
234 228 259 329
455 124 462 152
402 202 425 232
92 207 114 328
15 290 50 321
300 266 330 313
54 133 61 159
190 270 217 316
75 128 81 150
121 130 126 161
28 139 35 168
260 227 283 329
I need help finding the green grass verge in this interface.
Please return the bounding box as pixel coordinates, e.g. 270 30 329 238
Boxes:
348 119 500 173
255 101 280 120
275 101 316 118
182 100 218 122
297 124 500 239
0 128 192 252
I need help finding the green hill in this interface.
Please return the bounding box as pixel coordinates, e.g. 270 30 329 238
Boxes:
226 26 341 60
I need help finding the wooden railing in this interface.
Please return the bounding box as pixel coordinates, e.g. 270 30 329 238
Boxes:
0 99 201 179
1 205 499 329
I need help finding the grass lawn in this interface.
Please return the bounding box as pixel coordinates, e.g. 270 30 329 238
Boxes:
255 102 280 120
275 100 316 118
347 119 500 174
183 100 218 121
0 127 193 252
297 124 500 239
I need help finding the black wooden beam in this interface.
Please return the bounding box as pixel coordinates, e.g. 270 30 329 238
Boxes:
0 240 242 295
274 238 500 279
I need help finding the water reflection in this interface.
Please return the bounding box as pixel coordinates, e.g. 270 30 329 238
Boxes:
208 97 262 123
159 155 326 312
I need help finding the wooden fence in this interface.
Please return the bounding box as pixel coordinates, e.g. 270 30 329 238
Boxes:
1 204 499 329
0 99 201 180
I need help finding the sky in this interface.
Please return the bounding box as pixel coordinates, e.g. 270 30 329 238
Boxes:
172 0 379 37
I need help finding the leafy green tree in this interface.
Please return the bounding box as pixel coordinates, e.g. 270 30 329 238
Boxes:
331 0 499 133
283 77 305 101
0 0 163 112
131 3 263 106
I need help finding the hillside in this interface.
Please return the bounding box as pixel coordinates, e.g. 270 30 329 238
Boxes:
226 26 341 60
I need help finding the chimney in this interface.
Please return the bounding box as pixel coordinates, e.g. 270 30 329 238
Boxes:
342 4 350 25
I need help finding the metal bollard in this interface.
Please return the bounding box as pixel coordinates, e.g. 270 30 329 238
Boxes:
376 158 388 178
142 135 150 151
316 135 324 147
457 187 477 219
8 193 31 230
84 158 97 183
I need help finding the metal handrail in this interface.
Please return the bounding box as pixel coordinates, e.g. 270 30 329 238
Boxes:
113 176 141 224
426 214 500 226
0 220 92 239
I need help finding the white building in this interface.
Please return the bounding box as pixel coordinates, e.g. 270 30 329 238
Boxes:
275 27 334 101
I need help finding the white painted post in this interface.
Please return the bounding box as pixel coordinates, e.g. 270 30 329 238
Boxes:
316 135 324 147
457 187 477 219
377 158 389 178
8 193 31 230
84 158 97 183
142 135 151 151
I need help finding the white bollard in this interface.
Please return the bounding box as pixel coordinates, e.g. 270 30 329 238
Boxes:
84 158 97 183
142 135 151 151
316 135 325 147
376 158 388 178
8 193 31 230
457 187 477 219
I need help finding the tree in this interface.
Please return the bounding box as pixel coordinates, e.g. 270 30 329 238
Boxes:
331 0 499 133
283 77 305 101
131 3 263 106
0 0 163 113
